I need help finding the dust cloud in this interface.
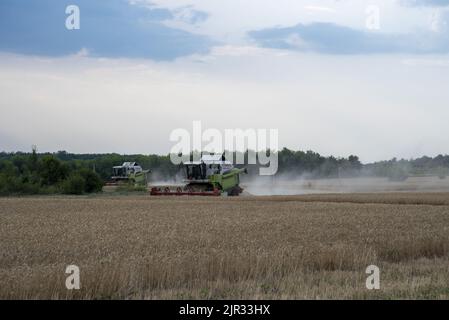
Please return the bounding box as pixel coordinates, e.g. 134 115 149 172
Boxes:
241 174 449 196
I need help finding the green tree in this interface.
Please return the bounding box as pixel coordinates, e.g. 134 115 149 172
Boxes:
78 168 103 193
62 174 85 195
38 156 69 185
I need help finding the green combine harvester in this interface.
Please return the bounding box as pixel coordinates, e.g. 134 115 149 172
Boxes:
150 154 247 196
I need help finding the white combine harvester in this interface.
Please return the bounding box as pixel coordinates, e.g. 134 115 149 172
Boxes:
107 162 149 186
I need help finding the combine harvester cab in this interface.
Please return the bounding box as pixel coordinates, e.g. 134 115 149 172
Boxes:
150 154 247 196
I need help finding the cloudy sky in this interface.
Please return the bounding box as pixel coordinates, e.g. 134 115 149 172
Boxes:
1 0 449 162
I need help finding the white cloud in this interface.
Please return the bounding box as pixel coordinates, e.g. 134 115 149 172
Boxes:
1 50 449 162
2 1 449 163
73 48 90 58
304 5 336 13
146 0 444 42
210 45 276 57
402 57 449 66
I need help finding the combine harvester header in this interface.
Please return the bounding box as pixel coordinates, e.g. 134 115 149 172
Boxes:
150 154 247 196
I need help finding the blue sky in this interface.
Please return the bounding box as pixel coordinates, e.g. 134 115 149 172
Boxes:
1 0 449 59
1 0 449 161
0 0 212 60
404 0 449 6
249 21 449 54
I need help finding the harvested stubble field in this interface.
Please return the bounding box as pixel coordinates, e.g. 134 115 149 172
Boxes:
1 193 449 299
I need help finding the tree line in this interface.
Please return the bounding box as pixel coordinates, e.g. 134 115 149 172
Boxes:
0 148 103 195
1 148 448 195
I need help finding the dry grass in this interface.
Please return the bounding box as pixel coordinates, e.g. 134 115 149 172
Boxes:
239 192 449 206
1 193 449 299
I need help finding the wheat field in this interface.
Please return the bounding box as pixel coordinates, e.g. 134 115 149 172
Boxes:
1 193 449 299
